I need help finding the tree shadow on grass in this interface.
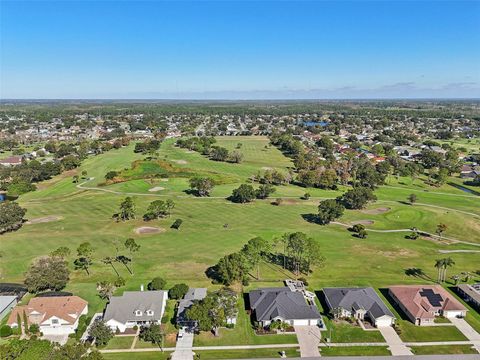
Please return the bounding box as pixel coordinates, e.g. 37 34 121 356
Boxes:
301 213 320 224
404 268 434 282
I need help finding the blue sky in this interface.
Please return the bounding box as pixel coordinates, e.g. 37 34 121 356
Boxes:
1 1 479 99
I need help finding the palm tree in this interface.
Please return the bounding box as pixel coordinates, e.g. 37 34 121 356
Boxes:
434 259 445 283
102 256 119 276
442 257 455 282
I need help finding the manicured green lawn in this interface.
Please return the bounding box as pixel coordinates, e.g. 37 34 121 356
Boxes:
193 297 298 346
1 135 479 329
411 345 478 355
321 346 391 356
321 318 385 343
99 336 134 350
102 352 171 360
195 348 299 359
396 321 467 342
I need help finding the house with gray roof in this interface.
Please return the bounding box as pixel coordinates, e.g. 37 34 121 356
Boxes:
323 287 395 327
0 296 17 321
176 288 207 327
457 283 480 309
249 287 321 327
103 289 168 332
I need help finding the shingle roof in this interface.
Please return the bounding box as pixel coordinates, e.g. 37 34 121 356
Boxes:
104 290 167 324
177 288 207 321
323 287 395 320
457 284 480 303
249 287 321 322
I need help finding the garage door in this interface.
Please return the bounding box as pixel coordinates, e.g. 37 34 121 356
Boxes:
293 319 310 326
375 318 393 327
444 310 464 318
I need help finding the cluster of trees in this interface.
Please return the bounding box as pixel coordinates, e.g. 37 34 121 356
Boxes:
189 177 214 196
419 147 462 186
0 201 27 234
143 199 175 221
185 288 237 336
229 183 276 203
134 139 162 155
0 338 104 360
209 233 324 285
24 238 141 294
316 187 377 225
176 137 243 163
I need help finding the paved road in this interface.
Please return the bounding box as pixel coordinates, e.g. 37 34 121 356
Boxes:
449 317 480 353
294 326 321 357
378 326 413 356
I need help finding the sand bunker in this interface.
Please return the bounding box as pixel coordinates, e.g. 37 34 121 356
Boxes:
134 226 165 235
351 220 375 225
261 167 272 170
26 216 63 225
172 159 188 164
361 207 391 215
160 178 169 182
148 187 165 192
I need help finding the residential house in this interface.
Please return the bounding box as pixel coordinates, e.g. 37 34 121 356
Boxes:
323 287 395 327
103 289 168 332
0 296 17 321
389 285 467 325
0 156 23 167
7 296 88 335
176 288 207 328
457 283 480 309
249 287 321 327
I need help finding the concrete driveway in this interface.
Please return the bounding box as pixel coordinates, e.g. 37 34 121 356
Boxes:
378 326 412 356
294 325 321 357
41 333 69 345
171 330 194 360
450 317 480 352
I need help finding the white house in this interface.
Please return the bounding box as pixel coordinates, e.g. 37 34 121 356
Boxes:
103 289 168 333
7 296 88 336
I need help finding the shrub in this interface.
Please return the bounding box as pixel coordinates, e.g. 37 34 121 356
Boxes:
171 219 183 229
0 325 12 337
298 277 309 286
29 324 40 334
148 277 167 290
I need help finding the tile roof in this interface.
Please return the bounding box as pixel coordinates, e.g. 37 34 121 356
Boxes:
389 285 467 320
7 296 87 326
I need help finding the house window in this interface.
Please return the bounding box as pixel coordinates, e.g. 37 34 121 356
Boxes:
52 319 59 324
135 310 143 316
146 310 154 316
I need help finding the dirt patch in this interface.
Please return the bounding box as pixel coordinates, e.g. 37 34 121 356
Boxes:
148 187 165 192
134 226 165 235
351 244 418 259
351 220 375 225
361 207 391 215
26 216 63 225
160 178 169 182
261 166 272 170
172 159 188 164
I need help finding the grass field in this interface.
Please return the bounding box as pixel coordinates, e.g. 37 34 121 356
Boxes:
1 136 479 352
320 346 391 356
411 345 478 355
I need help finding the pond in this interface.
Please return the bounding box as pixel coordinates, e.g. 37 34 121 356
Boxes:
0 193 6 202
448 182 480 196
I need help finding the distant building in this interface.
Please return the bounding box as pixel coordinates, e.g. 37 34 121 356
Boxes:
389 285 467 325
0 156 23 167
